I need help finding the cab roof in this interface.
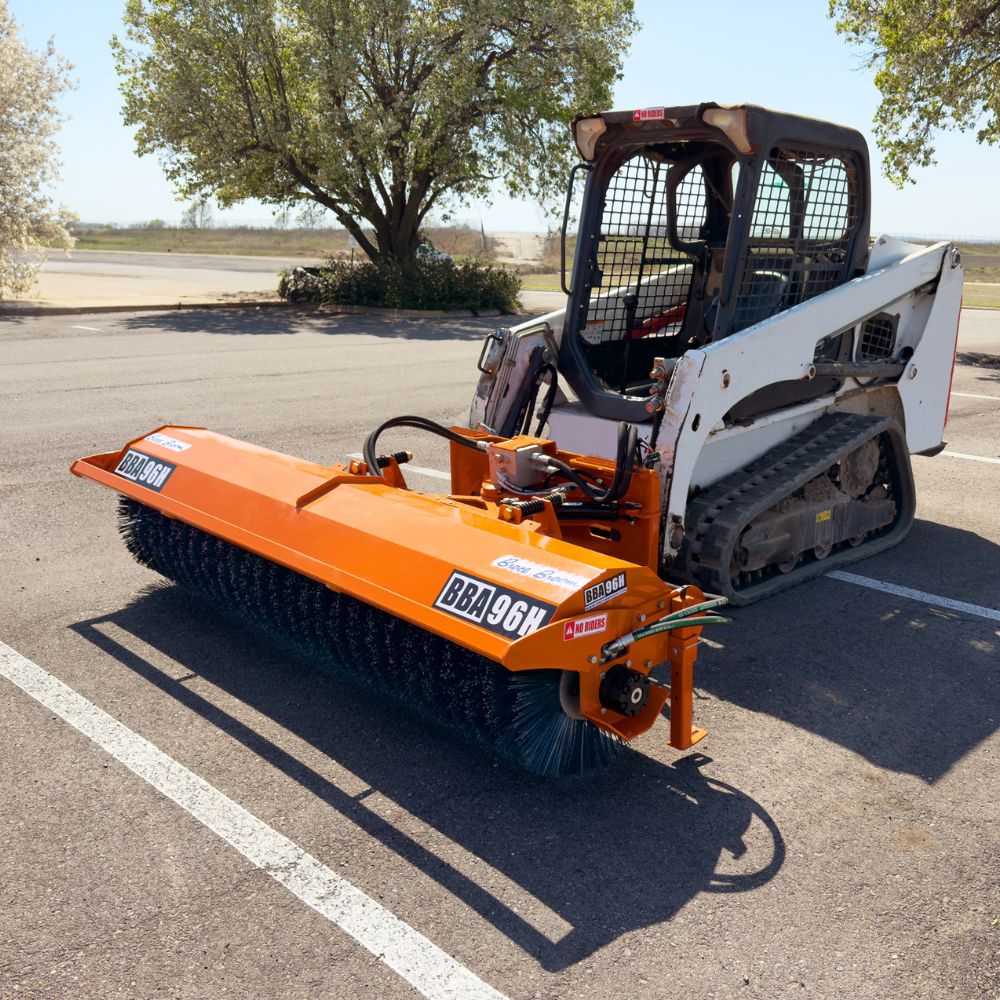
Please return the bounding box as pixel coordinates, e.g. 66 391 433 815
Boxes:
575 102 869 166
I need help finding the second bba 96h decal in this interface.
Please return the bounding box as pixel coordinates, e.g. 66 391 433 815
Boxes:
583 571 627 611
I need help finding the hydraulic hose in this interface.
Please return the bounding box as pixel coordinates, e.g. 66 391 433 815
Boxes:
362 414 641 512
547 421 641 504
362 415 483 477
600 597 732 661
630 614 732 641
533 364 559 436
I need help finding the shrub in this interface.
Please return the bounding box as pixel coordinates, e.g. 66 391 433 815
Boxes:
278 257 521 313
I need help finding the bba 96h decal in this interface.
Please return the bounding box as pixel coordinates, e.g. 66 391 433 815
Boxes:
113 449 176 492
583 571 627 611
434 571 555 640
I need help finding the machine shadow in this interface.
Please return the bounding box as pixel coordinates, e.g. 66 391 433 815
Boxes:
695 518 1000 783
72 586 784 972
0 309 32 327
119 307 515 341
955 351 1000 386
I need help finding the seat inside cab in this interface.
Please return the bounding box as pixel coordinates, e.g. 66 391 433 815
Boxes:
578 141 735 396
578 142 860 400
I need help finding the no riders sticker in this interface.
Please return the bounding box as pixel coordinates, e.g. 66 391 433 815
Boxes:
563 614 608 641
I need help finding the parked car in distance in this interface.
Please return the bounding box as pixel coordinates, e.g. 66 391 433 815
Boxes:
416 241 453 263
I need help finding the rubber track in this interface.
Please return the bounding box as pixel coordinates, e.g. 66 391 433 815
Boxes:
673 412 915 605
116 496 621 777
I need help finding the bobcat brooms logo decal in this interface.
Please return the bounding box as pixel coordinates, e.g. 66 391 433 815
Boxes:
434 571 556 640
113 449 176 492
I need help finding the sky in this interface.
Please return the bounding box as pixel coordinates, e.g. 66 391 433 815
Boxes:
8 0 999 237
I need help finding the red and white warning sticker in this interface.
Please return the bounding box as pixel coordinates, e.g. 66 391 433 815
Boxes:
563 613 608 641
632 107 665 122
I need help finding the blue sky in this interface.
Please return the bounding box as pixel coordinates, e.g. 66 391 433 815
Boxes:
10 0 999 237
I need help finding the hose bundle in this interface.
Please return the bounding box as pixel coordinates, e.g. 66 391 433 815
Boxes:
363 411 643 513
362 415 483 475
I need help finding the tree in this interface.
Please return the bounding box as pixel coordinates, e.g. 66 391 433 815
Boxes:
831 0 1000 185
180 198 213 228
0 0 74 299
112 0 636 264
296 201 327 229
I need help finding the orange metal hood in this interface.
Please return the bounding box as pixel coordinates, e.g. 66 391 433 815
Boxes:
72 427 665 655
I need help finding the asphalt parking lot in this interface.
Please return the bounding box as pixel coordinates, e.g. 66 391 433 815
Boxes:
1 306 998 999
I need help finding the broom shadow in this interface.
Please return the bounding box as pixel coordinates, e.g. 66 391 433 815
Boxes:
71 584 784 973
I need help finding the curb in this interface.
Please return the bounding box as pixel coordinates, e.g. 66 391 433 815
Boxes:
309 302 507 319
0 298 288 317
0 299 512 320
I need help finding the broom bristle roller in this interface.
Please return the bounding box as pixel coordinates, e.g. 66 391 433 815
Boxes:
117 497 621 777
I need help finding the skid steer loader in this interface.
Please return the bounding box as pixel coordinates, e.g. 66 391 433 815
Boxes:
472 102 963 604
73 103 963 776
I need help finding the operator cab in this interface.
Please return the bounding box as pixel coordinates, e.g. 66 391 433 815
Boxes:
559 103 870 423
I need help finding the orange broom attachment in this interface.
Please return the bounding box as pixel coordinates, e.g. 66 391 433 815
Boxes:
72 425 714 775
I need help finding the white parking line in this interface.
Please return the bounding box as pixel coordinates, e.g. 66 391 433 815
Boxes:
826 571 1000 622
951 391 1000 401
70 324 100 332
347 454 451 481
0 641 508 1000
941 451 1000 465
407 465 451 481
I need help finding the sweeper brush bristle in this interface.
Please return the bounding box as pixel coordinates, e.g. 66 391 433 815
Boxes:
117 497 621 777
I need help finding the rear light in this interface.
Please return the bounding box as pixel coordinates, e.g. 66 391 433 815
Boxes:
944 297 962 427
702 106 753 154
573 116 607 160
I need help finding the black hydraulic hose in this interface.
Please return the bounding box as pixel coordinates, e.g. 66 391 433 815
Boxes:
363 414 642 512
545 421 641 505
516 362 559 437
544 456 606 502
533 364 559 436
603 421 639 502
362 415 482 477
519 376 542 436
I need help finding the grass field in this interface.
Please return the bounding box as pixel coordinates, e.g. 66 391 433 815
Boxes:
955 241 1000 257
59 227 1000 307
961 283 1000 308
66 224 495 260
69 226 348 257
520 272 563 292
522 269 1000 306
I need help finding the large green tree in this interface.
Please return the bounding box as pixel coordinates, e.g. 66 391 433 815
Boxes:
831 0 1000 185
113 0 636 262
0 0 74 299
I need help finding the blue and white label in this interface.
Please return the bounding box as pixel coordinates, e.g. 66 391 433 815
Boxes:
144 432 191 452
490 555 589 592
